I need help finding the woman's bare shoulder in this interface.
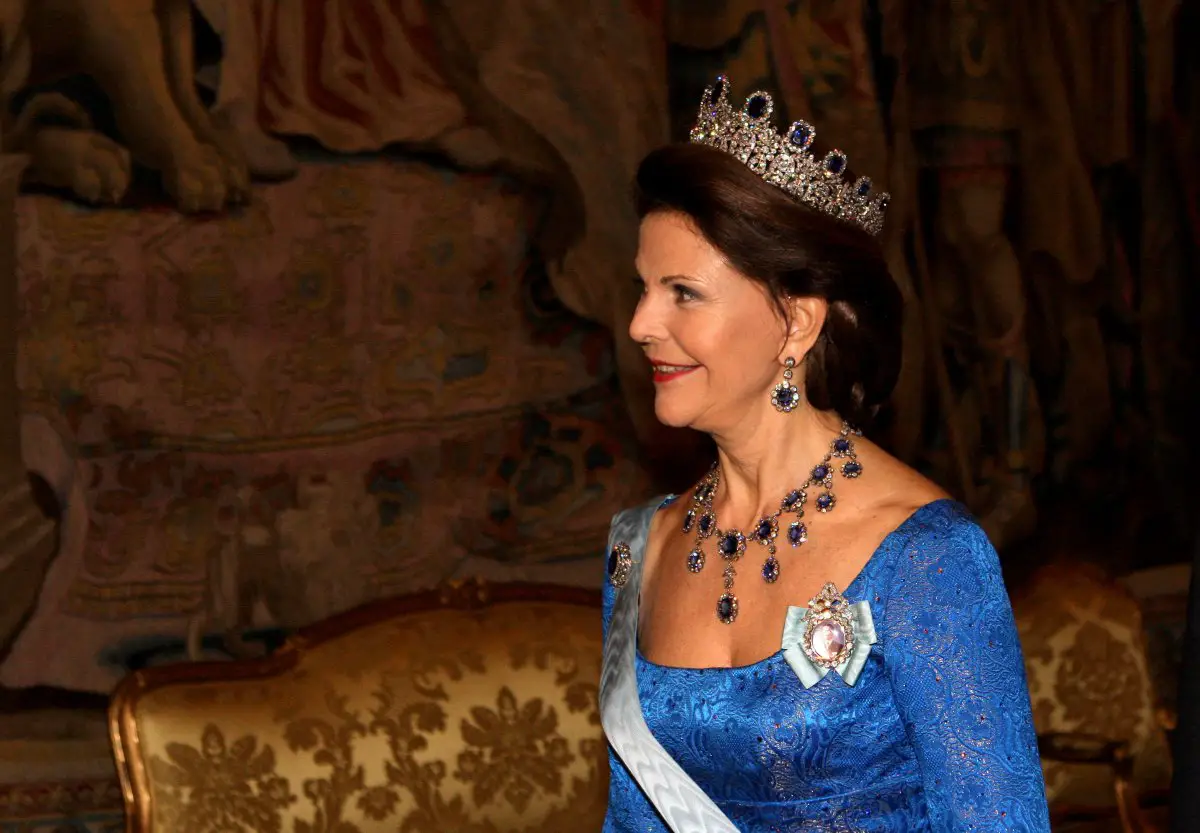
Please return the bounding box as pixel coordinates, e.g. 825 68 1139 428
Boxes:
856 442 953 517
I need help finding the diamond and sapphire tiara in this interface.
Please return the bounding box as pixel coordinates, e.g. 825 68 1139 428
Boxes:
688 75 889 237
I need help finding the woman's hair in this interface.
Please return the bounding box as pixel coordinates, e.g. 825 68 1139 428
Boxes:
634 142 903 428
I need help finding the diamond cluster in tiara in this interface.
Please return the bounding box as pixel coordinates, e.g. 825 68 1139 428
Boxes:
688 75 889 237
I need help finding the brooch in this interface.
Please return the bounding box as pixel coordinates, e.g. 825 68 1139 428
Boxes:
781 582 877 688
804 582 856 667
607 542 633 589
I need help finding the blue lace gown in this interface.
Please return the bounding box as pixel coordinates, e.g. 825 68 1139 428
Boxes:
601 499 1050 832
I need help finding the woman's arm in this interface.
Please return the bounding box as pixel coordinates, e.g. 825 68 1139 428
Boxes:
883 516 1051 831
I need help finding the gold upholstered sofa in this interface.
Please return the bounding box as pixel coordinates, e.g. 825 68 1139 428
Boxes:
109 569 1174 833
108 581 607 833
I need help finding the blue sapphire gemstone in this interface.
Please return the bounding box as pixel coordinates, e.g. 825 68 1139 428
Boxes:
856 178 872 197
825 153 847 174
834 438 851 454
842 461 863 478
719 532 740 557
788 522 807 546
682 510 696 533
607 548 619 576
783 489 804 509
747 95 768 118
813 464 830 481
687 549 704 573
698 513 714 536
776 387 794 408
755 520 773 541
816 493 835 512
716 595 737 623
790 123 813 148
762 557 780 583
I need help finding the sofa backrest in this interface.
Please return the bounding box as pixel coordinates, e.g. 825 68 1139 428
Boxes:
110 581 607 833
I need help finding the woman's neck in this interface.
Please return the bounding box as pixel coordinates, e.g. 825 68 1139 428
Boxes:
710 405 843 528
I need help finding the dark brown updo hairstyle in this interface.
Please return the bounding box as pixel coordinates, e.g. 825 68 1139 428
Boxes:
634 142 903 429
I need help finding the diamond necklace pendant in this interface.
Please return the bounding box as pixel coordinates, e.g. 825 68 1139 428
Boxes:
682 422 862 624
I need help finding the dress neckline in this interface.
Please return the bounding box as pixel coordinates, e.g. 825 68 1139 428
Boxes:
634 497 960 673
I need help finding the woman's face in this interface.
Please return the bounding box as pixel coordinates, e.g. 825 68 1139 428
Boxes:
629 211 791 435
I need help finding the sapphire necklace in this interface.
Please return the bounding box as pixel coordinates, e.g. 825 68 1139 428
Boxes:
682 422 862 624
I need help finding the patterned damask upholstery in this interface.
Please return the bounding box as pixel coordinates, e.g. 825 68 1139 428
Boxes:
109 582 607 833
1014 562 1172 811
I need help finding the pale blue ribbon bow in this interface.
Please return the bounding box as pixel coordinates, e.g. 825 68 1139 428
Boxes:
781 600 878 688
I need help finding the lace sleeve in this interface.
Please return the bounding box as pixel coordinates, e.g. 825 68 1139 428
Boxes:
882 513 1050 831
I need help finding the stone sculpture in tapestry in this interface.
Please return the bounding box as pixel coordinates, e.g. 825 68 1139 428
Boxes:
0 0 254 212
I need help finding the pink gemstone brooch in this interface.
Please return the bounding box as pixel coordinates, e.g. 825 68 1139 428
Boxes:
781 582 877 688
803 582 856 668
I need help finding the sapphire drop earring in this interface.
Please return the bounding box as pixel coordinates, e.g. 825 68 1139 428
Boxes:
770 357 799 413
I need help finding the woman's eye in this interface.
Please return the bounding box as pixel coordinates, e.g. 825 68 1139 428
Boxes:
632 278 647 295
673 284 698 302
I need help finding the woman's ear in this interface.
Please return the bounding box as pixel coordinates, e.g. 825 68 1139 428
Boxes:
781 295 827 361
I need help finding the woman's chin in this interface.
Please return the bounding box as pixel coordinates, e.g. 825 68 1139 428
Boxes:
652 398 697 430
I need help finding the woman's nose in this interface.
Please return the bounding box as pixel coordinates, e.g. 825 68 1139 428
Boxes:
628 292 660 345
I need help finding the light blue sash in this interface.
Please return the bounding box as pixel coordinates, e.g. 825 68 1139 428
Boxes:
598 502 739 832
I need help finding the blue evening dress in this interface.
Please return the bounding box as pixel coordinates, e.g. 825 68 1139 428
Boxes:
601 498 1050 832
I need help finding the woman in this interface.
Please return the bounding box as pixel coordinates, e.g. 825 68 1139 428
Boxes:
599 76 1050 832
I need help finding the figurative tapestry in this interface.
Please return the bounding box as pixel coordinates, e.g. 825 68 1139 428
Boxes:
0 0 669 691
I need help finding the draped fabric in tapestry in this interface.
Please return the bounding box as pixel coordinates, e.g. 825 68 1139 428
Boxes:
6 157 651 691
112 598 607 833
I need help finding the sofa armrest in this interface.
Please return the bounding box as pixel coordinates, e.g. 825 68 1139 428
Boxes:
1037 732 1156 833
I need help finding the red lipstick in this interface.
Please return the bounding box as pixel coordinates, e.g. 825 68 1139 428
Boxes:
647 359 700 384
